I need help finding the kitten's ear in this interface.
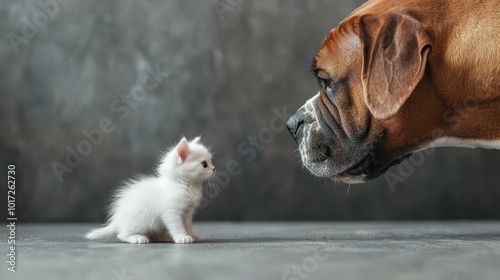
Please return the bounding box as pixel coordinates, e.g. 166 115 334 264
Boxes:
176 138 190 163
192 136 201 143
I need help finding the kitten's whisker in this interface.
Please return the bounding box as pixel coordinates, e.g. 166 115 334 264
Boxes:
211 176 223 184
208 141 221 155
209 178 221 194
211 179 217 194
206 180 214 199
212 178 223 185
208 177 221 198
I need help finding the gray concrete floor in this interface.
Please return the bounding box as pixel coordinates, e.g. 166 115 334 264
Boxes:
1 222 499 280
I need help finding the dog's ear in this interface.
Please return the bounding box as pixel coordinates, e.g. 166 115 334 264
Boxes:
358 13 431 119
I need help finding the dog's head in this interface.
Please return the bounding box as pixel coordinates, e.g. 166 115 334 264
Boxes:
287 12 443 183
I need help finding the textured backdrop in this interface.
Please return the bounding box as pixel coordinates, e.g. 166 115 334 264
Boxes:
1 0 500 222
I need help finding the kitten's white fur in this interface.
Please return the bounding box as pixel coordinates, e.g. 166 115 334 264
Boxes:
86 136 215 244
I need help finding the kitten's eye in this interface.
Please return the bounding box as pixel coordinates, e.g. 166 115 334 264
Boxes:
201 161 208 168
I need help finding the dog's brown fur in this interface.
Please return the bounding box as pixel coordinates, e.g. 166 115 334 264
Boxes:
312 0 500 169
286 0 500 182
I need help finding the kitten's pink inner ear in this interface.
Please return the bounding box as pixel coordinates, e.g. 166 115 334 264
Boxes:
177 139 190 162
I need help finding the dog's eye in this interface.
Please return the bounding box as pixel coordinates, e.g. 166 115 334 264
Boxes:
322 79 334 90
319 78 337 100
201 161 208 168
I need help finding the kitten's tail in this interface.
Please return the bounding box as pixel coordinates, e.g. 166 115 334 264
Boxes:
85 224 116 240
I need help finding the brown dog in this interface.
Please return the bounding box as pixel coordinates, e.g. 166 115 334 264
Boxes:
287 0 500 183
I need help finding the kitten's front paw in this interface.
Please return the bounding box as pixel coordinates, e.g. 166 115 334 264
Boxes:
129 235 150 244
190 235 200 242
174 236 194 244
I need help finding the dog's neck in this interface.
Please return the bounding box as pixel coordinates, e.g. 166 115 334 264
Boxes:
438 15 500 103
424 0 500 143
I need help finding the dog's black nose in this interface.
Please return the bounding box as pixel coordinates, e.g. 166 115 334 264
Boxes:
286 116 303 138
287 107 306 140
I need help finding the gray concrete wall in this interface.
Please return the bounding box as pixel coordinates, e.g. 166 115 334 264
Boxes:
1 0 499 222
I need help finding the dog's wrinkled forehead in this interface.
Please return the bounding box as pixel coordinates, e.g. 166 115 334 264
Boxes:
316 29 362 76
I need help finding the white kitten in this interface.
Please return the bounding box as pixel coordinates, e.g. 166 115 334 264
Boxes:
86 136 215 244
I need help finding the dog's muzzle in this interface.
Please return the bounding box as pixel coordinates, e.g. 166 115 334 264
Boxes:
286 93 382 182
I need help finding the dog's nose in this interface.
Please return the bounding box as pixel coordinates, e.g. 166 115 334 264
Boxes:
287 107 306 140
286 116 303 138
